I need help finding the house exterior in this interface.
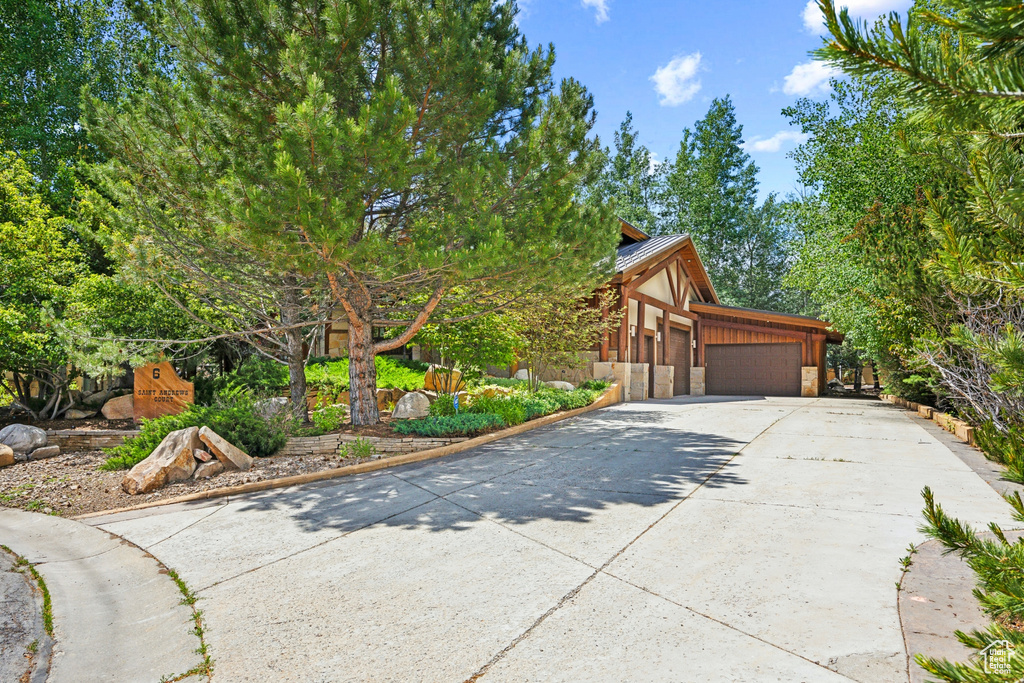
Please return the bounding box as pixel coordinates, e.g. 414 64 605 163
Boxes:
592 220 843 401
318 218 843 399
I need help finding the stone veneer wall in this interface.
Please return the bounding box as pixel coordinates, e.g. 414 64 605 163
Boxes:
46 430 139 451
277 434 469 458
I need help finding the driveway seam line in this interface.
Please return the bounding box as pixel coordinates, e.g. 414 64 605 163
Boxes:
146 503 228 549
600 570 860 682
694 496 920 518
462 401 811 682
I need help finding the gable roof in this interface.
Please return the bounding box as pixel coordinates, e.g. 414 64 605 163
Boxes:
615 234 687 273
613 231 719 303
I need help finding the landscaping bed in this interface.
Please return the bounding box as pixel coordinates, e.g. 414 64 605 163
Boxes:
0 379 617 516
0 448 380 517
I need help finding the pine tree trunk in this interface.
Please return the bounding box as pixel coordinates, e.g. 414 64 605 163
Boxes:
286 329 309 424
347 316 380 425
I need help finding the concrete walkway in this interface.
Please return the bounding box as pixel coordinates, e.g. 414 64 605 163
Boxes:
86 397 1016 682
0 508 203 682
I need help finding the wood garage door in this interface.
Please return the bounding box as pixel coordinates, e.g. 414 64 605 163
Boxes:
705 343 802 396
669 327 691 396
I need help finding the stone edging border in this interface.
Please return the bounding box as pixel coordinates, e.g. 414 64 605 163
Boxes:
880 394 976 446
74 382 623 520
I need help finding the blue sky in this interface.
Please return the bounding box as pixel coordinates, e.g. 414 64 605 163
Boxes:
516 0 913 200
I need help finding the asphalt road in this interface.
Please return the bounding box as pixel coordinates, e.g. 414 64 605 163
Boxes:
89 396 1016 682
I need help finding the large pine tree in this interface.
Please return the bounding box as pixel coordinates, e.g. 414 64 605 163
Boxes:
86 0 618 425
598 112 660 233
661 96 764 305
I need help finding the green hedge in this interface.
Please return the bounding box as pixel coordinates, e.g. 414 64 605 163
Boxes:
392 413 505 437
468 395 527 426
101 389 289 470
306 356 427 394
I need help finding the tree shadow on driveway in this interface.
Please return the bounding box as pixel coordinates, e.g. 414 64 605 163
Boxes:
232 407 750 536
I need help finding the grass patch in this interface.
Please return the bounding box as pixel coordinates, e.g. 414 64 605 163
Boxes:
160 568 213 683
1 544 53 637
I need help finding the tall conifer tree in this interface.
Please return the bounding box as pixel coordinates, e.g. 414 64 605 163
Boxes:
86 0 618 425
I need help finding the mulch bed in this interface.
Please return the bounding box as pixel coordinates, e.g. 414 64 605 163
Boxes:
0 415 136 431
0 448 379 518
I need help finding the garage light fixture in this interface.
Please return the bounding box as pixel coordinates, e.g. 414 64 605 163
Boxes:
629 324 636 337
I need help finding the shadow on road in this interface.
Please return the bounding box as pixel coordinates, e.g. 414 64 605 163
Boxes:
231 406 749 535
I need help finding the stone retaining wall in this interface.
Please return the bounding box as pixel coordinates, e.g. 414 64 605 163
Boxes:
45 429 139 451
880 395 976 445
276 433 469 457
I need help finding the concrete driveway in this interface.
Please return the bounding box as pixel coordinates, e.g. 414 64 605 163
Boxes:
89 396 1015 682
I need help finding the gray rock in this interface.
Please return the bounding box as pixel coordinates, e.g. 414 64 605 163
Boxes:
255 397 290 419
0 424 47 454
82 389 113 408
193 448 213 462
65 408 96 420
545 381 576 391
513 369 534 382
193 460 224 479
30 445 60 460
392 392 431 420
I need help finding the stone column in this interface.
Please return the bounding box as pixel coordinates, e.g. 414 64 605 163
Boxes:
630 363 649 401
596 362 632 402
690 367 706 396
801 367 819 397
653 366 674 399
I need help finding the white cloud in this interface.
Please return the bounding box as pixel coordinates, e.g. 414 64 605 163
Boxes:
650 53 703 107
742 131 809 153
581 0 610 24
783 60 840 96
802 0 912 33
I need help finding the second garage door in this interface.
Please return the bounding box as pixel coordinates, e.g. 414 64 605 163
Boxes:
705 343 802 396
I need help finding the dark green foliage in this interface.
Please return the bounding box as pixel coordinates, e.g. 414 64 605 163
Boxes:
578 379 611 392
101 388 288 470
522 394 560 420
597 112 661 233
915 486 1024 680
468 395 527 427
428 395 460 418
975 422 1024 485
392 414 505 438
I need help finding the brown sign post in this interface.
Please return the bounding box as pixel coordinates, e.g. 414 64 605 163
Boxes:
134 361 194 422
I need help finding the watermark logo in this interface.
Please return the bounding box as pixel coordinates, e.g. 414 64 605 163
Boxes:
981 640 1016 675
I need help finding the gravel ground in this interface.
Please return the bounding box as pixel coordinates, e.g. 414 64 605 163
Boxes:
0 449 369 518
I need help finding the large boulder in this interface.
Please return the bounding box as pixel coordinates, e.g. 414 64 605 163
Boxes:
101 394 134 420
545 381 576 391
82 389 113 408
392 392 431 420
0 444 13 468
0 424 47 454
198 426 253 471
122 427 201 495
424 366 465 393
